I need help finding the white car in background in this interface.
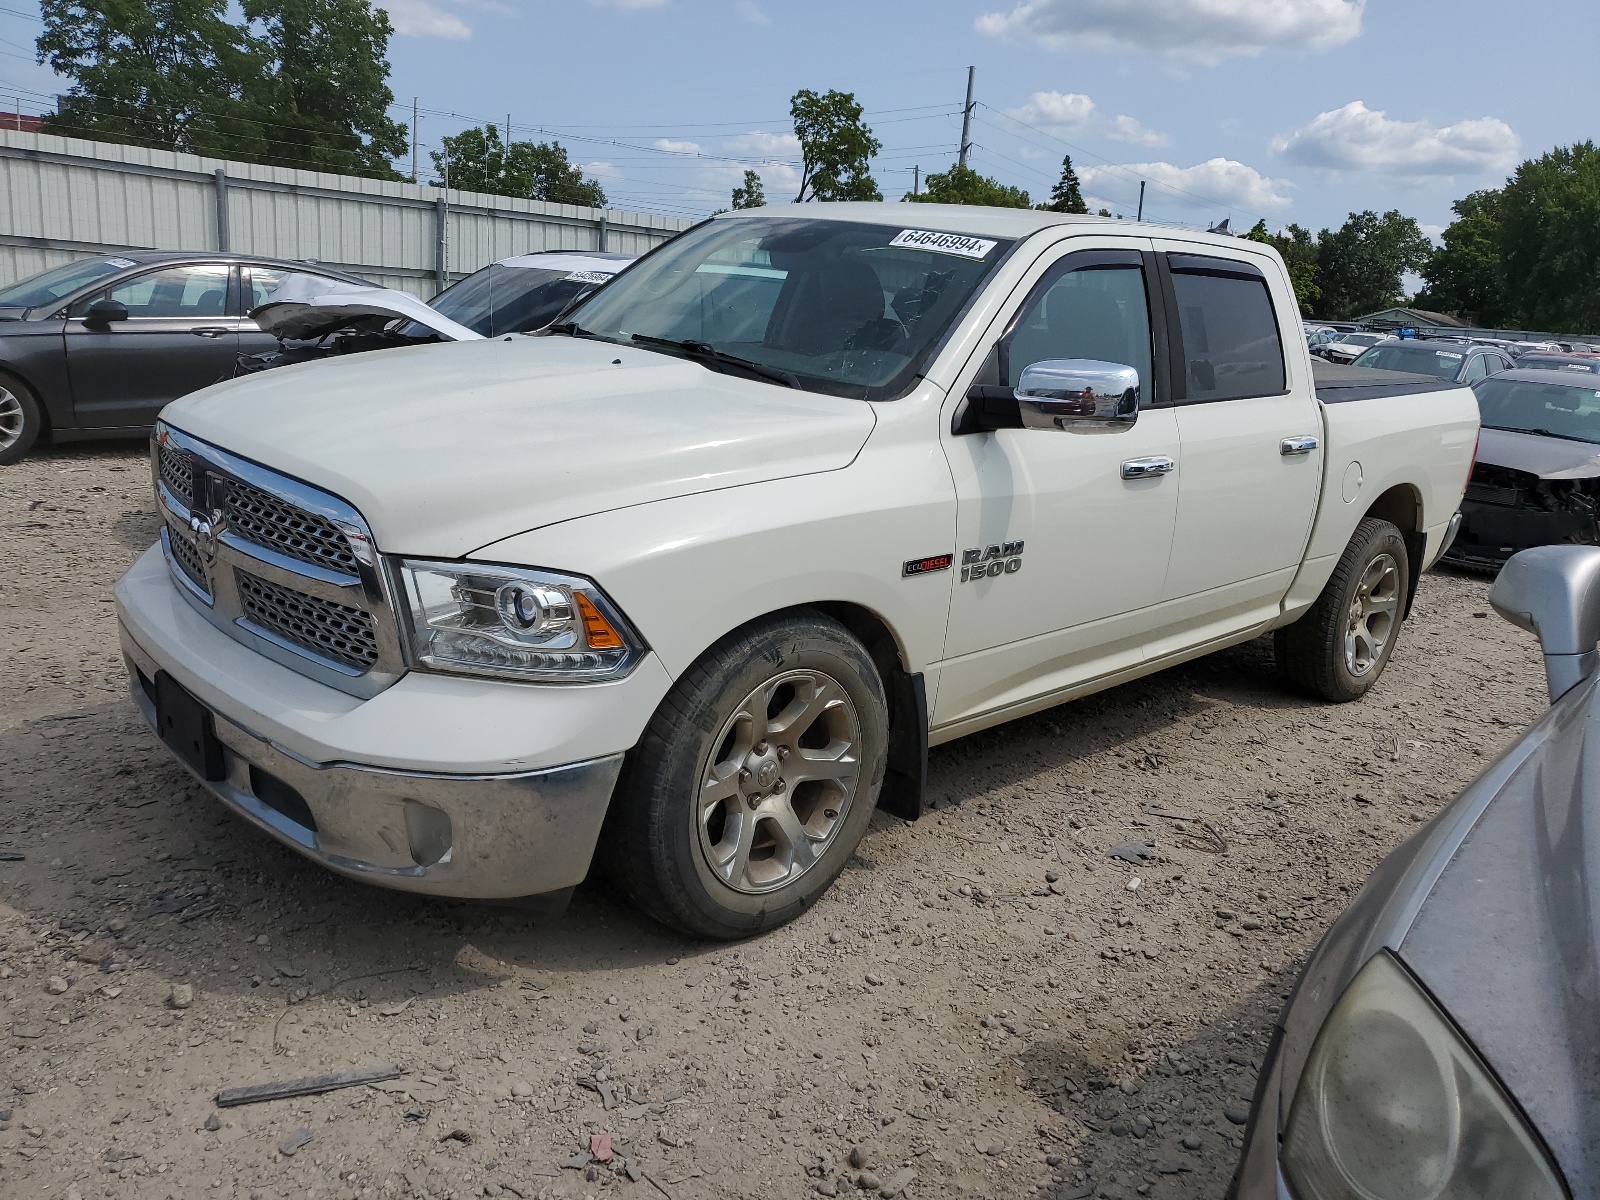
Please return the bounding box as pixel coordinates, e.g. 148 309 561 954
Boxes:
240 250 634 370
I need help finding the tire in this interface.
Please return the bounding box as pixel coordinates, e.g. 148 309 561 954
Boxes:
0 376 43 465
601 611 889 939
1276 518 1410 703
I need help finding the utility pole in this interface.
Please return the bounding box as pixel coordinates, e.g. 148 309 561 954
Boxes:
913 165 920 196
1136 180 1146 222
958 66 975 171
411 97 419 183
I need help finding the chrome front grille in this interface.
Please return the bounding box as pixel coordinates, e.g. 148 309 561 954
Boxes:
222 477 360 576
165 521 210 595
159 443 194 507
150 425 403 698
236 571 380 670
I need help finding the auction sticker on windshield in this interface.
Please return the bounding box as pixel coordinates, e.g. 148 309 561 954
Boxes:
888 230 997 259
564 270 616 284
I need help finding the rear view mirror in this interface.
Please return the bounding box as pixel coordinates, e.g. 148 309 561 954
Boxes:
1489 545 1600 702
1015 359 1139 431
84 298 129 329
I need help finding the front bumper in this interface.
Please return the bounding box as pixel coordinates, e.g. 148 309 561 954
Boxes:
114 544 673 899
1444 499 1597 571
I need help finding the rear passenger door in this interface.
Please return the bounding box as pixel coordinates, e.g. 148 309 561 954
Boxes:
1146 244 1323 654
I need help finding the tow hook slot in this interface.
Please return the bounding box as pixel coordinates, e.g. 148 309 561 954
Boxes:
404 801 453 867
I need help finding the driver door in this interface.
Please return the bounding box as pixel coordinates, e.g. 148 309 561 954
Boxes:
934 240 1182 730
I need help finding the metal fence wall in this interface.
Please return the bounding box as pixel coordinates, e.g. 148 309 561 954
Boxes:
0 128 695 298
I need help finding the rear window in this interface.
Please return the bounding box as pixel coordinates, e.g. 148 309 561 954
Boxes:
1170 258 1286 402
1353 344 1464 379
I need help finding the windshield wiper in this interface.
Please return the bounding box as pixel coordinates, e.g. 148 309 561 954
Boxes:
1490 425 1600 444
630 334 802 390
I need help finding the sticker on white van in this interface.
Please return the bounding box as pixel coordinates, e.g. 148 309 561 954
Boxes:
888 230 997 259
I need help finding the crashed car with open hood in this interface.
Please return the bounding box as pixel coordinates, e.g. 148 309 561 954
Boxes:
238 250 633 372
1230 543 1600 1200
1445 368 1600 570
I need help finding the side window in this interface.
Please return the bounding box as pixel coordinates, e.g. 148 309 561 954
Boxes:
1168 256 1286 402
1463 353 1490 384
107 263 230 318
246 268 337 311
1003 257 1155 406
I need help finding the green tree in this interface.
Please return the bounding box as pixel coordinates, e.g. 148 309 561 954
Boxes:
1244 219 1321 317
431 124 606 207
38 0 254 154
790 88 881 202
1412 190 1506 325
731 168 765 209
905 163 1030 208
237 0 407 177
1497 141 1600 333
1311 210 1432 320
1038 154 1087 213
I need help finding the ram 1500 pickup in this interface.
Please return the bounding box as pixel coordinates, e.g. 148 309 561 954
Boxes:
115 204 1480 938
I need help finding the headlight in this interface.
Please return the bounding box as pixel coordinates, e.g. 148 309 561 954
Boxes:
397 560 645 683
1283 952 1565 1200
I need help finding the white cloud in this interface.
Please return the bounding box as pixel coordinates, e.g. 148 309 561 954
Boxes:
583 161 623 182
1271 101 1520 179
735 0 771 22
652 138 704 155
588 0 668 8
977 0 1366 63
722 130 802 159
379 0 471 38
1082 157 1294 211
1005 89 1167 147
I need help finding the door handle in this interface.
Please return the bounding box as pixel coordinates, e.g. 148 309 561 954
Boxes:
1281 436 1320 456
1121 457 1175 480
190 327 228 339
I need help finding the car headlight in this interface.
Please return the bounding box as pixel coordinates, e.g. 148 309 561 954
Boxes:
397 560 645 683
1283 952 1565 1200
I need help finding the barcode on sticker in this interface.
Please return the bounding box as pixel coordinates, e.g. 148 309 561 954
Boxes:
564 270 615 284
888 230 997 259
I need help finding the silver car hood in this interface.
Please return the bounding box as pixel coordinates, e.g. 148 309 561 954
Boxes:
1478 426 1600 480
1399 675 1600 1192
251 285 484 343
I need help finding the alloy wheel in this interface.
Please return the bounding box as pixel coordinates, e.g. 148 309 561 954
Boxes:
0 387 23 453
694 669 862 895
1345 553 1400 677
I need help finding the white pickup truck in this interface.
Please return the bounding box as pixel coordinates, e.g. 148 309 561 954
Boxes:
115 204 1479 938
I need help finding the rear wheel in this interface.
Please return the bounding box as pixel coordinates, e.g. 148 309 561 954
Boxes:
601 612 888 939
0 377 43 465
1277 518 1410 702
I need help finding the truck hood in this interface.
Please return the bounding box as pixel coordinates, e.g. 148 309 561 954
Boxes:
164 336 877 557
1399 679 1600 1193
1478 426 1600 480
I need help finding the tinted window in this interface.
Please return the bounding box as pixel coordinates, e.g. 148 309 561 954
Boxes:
1170 267 1285 401
1004 261 1154 405
1354 344 1466 380
1474 376 1600 444
1462 353 1489 384
105 263 229 318
568 217 1013 400
430 264 599 336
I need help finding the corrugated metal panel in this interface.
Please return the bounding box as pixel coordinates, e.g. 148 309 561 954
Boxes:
0 128 693 290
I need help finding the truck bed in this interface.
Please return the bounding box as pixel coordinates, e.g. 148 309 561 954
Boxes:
1313 358 1461 404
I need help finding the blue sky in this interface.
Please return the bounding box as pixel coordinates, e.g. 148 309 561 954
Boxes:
1 0 1595 238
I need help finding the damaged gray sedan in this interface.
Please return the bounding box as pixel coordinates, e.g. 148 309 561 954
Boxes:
1445 368 1600 570
1231 544 1600 1200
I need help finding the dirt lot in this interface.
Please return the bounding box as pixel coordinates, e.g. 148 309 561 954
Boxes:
0 441 1547 1200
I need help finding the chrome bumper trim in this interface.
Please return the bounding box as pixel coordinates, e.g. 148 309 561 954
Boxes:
123 636 623 900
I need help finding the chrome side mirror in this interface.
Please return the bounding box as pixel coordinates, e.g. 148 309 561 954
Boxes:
1015 360 1139 431
1489 545 1600 702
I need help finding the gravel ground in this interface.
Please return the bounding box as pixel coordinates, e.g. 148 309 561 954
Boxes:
0 441 1548 1200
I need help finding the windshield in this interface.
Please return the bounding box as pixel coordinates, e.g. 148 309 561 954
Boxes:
1353 344 1465 379
1474 376 1600 444
1337 333 1383 345
431 264 606 336
1519 356 1600 375
563 216 1014 399
0 256 135 310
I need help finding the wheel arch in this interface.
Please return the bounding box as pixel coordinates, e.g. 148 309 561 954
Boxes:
1361 483 1425 617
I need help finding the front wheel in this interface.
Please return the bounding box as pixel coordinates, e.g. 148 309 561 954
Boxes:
1276 518 1410 702
0 377 44 465
601 611 888 939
